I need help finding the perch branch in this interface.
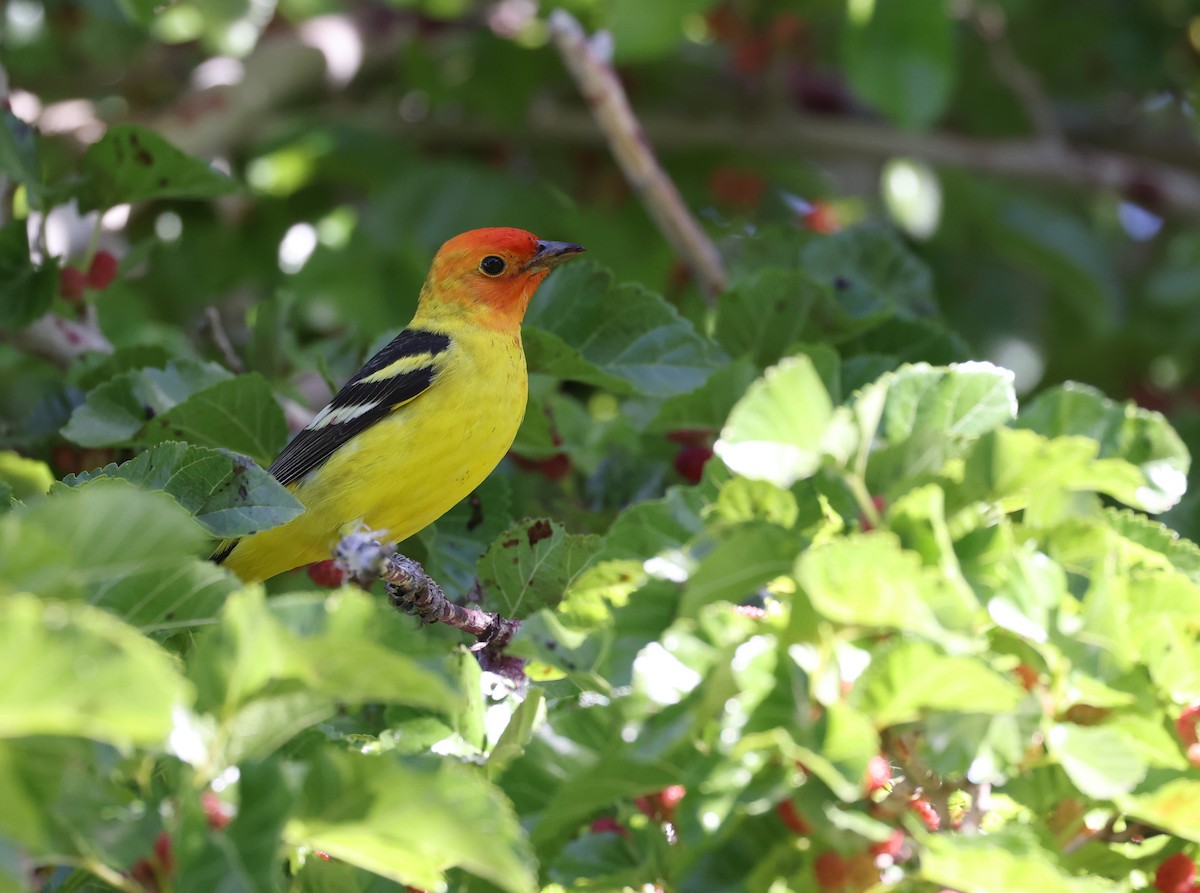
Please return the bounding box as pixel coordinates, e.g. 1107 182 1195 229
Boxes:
333 530 520 657
547 10 728 299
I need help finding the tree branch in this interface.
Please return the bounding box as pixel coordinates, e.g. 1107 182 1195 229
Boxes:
333 530 522 673
547 10 728 299
365 103 1200 217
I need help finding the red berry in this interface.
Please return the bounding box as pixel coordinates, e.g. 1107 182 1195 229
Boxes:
508 451 572 481
130 858 158 891
660 784 686 812
910 797 940 831
802 201 840 235
153 832 174 874
59 266 87 301
674 444 714 484
316 851 332 862
709 166 765 211
864 755 892 793
307 559 345 588
201 790 233 830
775 800 812 835
635 785 686 823
1156 853 1197 893
589 815 630 838
1013 663 1040 692
86 250 119 290
870 829 904 860
814 851 851 890
1176 704 1200 747
1188 742 1200 768
858 495 887 532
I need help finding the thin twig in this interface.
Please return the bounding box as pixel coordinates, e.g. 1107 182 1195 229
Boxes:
971 2 1064 147
547 10 728 300
203 306 245 373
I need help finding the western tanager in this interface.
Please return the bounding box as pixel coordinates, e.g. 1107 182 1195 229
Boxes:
215 227 584 582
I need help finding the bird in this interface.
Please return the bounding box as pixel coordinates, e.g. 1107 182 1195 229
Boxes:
214 227 585 582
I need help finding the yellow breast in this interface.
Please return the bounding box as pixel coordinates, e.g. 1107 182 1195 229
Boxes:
223 326 527 582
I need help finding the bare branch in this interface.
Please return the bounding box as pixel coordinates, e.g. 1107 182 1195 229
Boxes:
547 10 728 300
971 2 1065 147
369 104 1200 218
203 306 245 373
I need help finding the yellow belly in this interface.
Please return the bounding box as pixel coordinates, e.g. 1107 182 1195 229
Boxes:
223 328 526 582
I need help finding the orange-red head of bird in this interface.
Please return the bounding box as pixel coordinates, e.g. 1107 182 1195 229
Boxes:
421 227 585 329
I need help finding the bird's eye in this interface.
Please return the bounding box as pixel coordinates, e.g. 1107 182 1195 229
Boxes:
479 255 506 277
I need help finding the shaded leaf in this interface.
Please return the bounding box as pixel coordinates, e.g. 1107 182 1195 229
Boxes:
288 749 536 893
525 262 721 398
75 124 239 212
0 219 55 328
0 594 190 745
842 0 957 130
63 441 302 537
1017 382 1190 513
478 519 602 618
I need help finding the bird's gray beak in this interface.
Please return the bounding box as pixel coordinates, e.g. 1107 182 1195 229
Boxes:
524 240 586 272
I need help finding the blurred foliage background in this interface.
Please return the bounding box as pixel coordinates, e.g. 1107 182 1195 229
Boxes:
4 0 1200 517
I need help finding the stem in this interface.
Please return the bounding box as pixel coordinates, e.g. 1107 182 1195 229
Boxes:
844 472 881 529
547 10 728 300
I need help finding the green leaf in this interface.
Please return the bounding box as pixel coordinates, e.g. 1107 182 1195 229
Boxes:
0 479 230 630
64 363 287 466
140 374 289 467
63 359 231 446
715 355 846 488
993 197 1121 333
63 441 302 537
417 474 513 596
853 361 1017 495
1119 779 1200 842
0 451 54 501
649 357 760 435
189 592 456 724
74 124 239 212
853 640 1026 727
0 594 190 745
0 737 135 858
287 750 537 893
488 688 546 778
715 269 833 367
801 225 939 319
176 759 298 893
478 519 602 618
524 262 721 398
1017 382 1190 513
0 219 56 328
679 522 800 618
603 0 719 61
793 532 947 636
920 828 1120 893
842 0 957 130
1046 723 1148 799
0 110 42 205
